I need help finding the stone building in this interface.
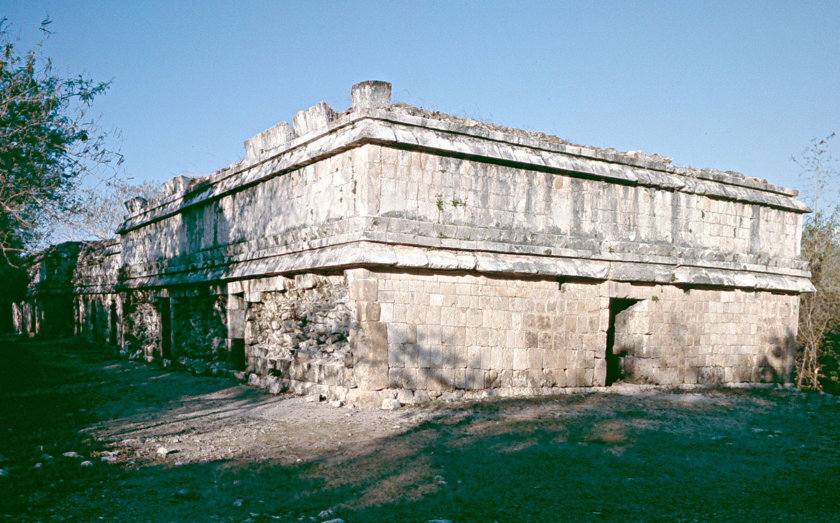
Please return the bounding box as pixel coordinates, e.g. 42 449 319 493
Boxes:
14 81 814 405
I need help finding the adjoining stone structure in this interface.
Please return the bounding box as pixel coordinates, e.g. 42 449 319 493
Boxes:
13 81 814 405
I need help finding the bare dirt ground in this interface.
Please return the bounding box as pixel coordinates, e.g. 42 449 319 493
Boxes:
1 336 839 522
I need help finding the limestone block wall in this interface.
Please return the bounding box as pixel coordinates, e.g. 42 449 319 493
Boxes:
118 148 365 287
367 270 604 396
75 294 121 346
608 283 798 385
13 242 83 336
73 240 123 345
371 148 803 267
346 268 800 403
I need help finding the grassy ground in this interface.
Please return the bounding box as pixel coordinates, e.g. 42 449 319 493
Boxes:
1 335 838 522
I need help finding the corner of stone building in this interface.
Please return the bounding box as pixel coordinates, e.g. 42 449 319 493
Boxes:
346 268 389 398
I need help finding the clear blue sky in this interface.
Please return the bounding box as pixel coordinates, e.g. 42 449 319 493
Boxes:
3 1 839 206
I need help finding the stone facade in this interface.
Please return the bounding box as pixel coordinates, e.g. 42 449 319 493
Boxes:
12 81 813 406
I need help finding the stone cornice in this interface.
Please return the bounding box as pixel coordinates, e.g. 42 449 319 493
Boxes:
118 240 814 294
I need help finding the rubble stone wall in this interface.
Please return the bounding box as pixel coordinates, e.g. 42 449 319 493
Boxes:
122 290 161 362
171 292 227 362
239 273 356 398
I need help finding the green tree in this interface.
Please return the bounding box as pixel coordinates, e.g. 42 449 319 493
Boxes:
0 17 122 264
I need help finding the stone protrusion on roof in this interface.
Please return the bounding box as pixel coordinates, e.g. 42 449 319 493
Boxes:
351 80 392 110
292 101 337 138
161 175 193 196
244 121 295 160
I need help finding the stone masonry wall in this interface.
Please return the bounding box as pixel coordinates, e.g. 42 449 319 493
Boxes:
610 284 798 385
75 294 121 346
350 268 605 404
172 293 227 362
72 240 123 346
119 149 363 286
349 268 800 404
243 273 356 398
371 147 803 274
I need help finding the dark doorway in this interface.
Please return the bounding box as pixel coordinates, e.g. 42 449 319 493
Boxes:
160 298 172 359
108 301 118 345
229 339 246 370
90 299 98 342
606 298 639 386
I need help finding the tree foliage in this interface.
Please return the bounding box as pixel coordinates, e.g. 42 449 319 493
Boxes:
796 212 840 390
0 17 122 263
792 132 836 218
71 179 162 241
795 132 840 391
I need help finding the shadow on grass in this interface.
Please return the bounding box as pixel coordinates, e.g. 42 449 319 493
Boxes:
1 336 839 521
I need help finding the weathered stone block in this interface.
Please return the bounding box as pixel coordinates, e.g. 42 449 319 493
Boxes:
352 80 392 110
292 102 337 137
244 121 294 160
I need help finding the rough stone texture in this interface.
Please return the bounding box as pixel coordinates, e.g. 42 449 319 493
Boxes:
73 240 123 345
171 293 227 361
122 290 161 362
292 101 337 137
244 122 295 160
352 80 391 110
244 273 354 397
12 242 83 337
12 81 814 405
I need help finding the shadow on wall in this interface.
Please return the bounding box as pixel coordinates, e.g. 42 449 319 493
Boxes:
757 327 796 383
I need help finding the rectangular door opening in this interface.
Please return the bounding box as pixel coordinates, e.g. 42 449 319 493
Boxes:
606 298 641 386
159 298 172 360
108 301 118 345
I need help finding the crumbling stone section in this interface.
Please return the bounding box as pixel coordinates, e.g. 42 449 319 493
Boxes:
73 240 122 346
121 290 162 362
13 242 83 337
12 81 816 406
243 273 355 398
171 292 227 362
